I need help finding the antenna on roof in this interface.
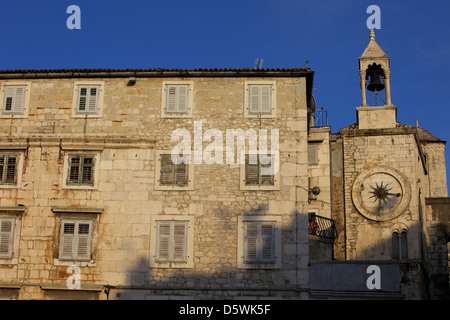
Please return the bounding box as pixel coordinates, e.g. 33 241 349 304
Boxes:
306 59 311 68
254 58 264 70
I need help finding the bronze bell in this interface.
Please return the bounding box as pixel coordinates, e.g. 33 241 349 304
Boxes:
367 72 385 92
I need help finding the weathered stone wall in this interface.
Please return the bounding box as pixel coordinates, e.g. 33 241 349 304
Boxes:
424 197 450 300
340 129 426 261
308 126 332 219
422 142 448 197
0 74 310 299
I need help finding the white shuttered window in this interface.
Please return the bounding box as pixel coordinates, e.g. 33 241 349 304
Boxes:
244 221 275 263
165 85 189 114
76 85 100 114
3 85 26 114
308 144 319 165
0 218 14 258
156 221 188 263
248 84 272 114
59 220 93 261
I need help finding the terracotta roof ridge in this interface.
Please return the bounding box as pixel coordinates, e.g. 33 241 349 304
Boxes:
0 67 311 74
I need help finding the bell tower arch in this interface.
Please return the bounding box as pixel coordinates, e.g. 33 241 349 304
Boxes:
357 30 397 129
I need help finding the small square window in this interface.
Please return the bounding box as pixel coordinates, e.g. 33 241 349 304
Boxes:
62 153 100 190
243 221 276 263
0 154 18 185
237 216 281 269
150 215 194 269
245 154 275 186
3 85 26 114
67 155 95 186
0 83 30 118
59 219 93 261
76 85 100 114
240 153 279 190
0 152 24 189
72 82 104 118
161 82 193 118
159 154 188 187
155 151 193 190
244 81 276 118
155 221 188 263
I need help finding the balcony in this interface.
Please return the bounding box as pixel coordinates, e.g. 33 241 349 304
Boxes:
308 213 336 240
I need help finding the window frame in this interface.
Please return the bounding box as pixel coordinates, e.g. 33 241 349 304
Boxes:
0 151 24 189
0 82 31 118
240 152 280 191
52 208 102 267
0 207 25 265
0 217 15 259
149 215 194 269
72 81 104 118
58 219 93 262
237 215 281 269
244 81 276 118
62 152 100 190
154 151 194 191
307 143 319 165
161 81 194 118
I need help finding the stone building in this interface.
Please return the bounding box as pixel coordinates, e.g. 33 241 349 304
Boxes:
0 31 447 300
0 66 314 300
309 31 449 299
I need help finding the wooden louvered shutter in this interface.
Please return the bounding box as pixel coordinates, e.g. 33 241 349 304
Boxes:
5 156 17 184
68 156 81 184
4 86 26 114
87 87 99 113
308 144 318 164
60 221 75 260
172 222 187 261
244 221 275 263
174 161 188 186
156 221 187 262
77 86 99 113
176 85 188 113
77 222 92 260
78 87 88 112
81 157 94 184
248 85 272 114
244 222 258 262
0 156 4 183
259 85 272 114
260 155 274 186
166 85 189 114
248 85 260 114
0 219 14 258
68 155 94 185
159 154 174 185
156 221 171 261
245 154 259 185
260 222 275 262
166 86 177 113
0 155 17 184
60 220 92 260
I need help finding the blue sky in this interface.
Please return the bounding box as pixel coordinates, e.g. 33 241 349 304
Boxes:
1 0 449 191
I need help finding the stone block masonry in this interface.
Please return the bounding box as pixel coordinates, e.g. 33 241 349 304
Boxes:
0 69 312 299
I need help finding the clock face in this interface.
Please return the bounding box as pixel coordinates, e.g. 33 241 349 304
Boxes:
352 167 411 221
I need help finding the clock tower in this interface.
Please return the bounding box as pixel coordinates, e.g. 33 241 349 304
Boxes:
336 30 429 265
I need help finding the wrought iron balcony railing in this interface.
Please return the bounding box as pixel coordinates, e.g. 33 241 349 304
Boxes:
308 214 336 240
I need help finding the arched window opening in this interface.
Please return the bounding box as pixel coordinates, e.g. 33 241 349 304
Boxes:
392 231 408 260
